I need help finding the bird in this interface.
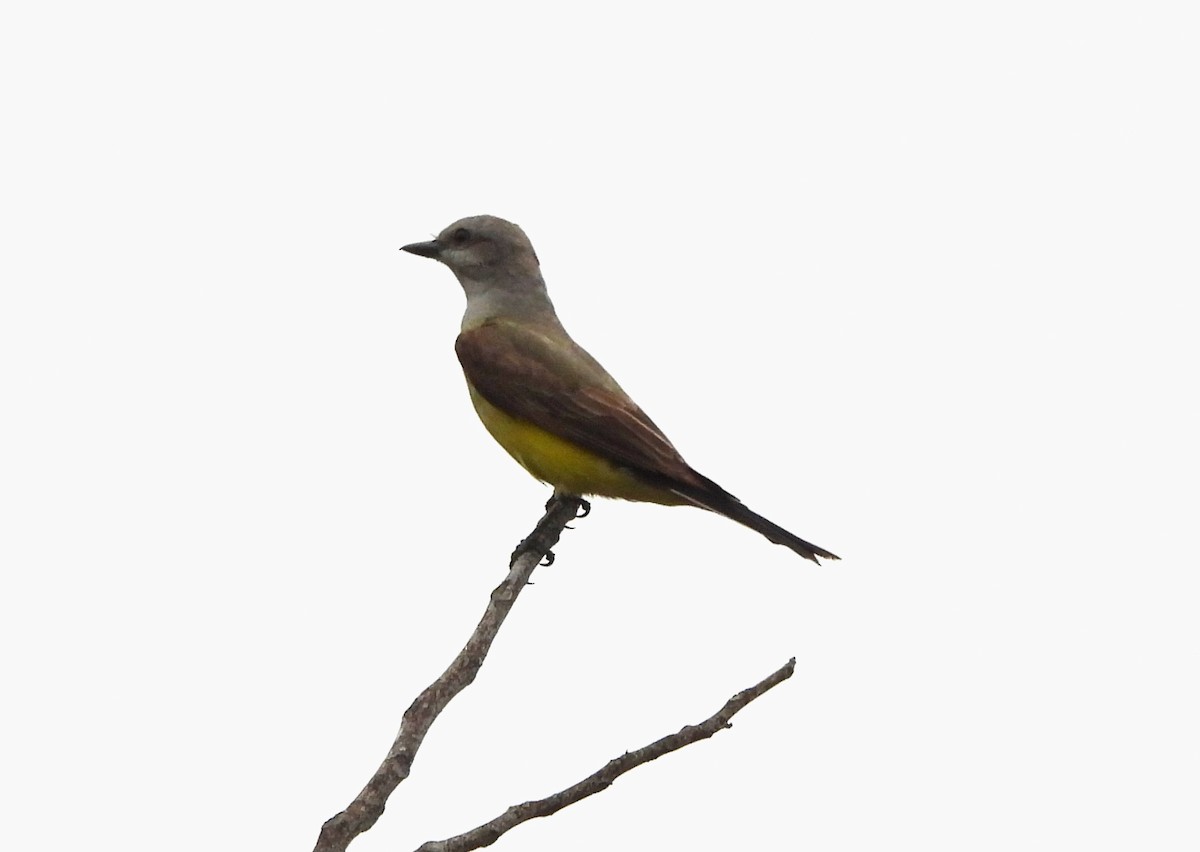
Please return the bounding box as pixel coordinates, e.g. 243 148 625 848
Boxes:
400 215 838 563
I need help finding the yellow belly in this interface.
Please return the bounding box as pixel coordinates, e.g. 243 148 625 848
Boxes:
468 386 682 504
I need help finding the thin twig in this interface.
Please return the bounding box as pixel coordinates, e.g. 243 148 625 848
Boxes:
312 493 586 852
414 657 797 852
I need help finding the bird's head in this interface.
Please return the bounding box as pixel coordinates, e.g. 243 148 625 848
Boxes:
401 215 540 279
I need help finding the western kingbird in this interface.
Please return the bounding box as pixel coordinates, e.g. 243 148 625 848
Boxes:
401 215 838 563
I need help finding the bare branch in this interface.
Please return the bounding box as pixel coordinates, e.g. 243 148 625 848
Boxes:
313 493 587 852
415 657 797 852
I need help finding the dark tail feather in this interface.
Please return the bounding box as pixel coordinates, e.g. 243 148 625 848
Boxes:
669 479 840 565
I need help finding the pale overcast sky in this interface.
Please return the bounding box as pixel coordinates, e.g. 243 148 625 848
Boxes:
2 2 1197 850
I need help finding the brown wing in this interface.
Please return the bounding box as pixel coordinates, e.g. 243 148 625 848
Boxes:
455 320 700 485
457 322 840 562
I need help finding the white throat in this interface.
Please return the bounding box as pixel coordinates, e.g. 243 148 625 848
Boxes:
457 275 559 332
461 287 511 331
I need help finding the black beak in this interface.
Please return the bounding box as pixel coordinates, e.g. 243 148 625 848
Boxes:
400 240 442 260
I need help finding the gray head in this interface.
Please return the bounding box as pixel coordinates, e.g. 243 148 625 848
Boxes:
401 215 541 282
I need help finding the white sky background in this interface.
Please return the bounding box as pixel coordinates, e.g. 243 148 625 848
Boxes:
2 2 1197 850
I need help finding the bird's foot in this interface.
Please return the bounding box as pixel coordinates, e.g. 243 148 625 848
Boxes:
508 540 558 569
511 494 589 568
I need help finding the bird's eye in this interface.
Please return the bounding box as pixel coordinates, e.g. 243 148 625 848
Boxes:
452 227 471 244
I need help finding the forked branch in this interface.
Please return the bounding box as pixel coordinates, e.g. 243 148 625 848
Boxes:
312 493 586 852
415 658 797 852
